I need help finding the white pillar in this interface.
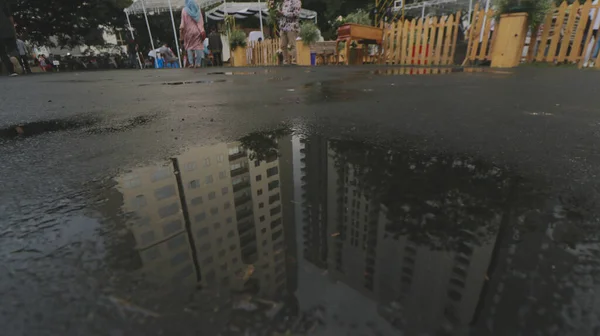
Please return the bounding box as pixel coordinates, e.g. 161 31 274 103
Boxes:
167 0 183 68
125 10 143 69
258 0 264 38
141 0 157 68
421 6 425 18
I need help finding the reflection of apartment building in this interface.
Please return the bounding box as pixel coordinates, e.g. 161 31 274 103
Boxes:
117 164 196 285
116 138 292 299
303 140 498 334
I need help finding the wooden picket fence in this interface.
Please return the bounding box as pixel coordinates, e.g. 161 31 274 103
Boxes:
245 38 281 66
529 0 600 67
464 4 495 64
381 13 461 65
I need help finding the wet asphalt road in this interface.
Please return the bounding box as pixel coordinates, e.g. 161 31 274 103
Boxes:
1 66 600 336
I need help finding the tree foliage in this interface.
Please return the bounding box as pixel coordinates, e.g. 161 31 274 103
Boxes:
11 0 133 47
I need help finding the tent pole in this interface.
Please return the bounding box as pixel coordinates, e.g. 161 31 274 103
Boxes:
468 0 473 26
258 0 264 38
125 10 143 69
141 0 157 68
167 0 183 68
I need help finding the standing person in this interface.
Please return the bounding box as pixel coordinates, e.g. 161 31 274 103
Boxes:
278 0 301 65
0 0 21 76
126 36 138 69
208 27 223 66
179 0 205 68
584 0 600 67
16 37 31 74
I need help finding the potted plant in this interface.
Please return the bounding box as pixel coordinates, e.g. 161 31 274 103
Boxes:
229 30 247 67
490 0 553 67
297 22 320 65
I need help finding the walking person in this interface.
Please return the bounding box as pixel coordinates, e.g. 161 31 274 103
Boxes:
208 27 223 66
179 0 205 69
0 0 21 76
127 36 139 69
16 36 31 74
278 0 301 64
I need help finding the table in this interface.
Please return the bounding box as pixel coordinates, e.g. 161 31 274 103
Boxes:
336 24 384 65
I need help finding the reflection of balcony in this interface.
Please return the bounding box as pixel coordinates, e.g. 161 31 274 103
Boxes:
238 220 255 235
242 244 258 264
230 166 249 177
233 181 250 192
229 151 246 161
240 232 256 246
236 208 253 221
234 193 252 206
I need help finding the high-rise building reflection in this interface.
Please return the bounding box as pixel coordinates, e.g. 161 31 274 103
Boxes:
115 135 295 302
299 136 506 335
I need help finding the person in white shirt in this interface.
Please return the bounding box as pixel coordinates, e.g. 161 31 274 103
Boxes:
15 37 31 74
585 0 600 66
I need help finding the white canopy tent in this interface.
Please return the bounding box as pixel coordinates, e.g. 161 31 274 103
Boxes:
124 0 223 68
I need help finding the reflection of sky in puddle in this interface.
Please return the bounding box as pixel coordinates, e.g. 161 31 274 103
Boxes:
101 128 597 335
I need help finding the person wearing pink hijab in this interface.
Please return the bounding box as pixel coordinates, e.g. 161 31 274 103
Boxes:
180 0 206 68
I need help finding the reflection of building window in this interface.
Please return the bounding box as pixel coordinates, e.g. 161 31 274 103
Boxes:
224 201 231 210
260 216 265 222
211 207 219 215
133 195 147 209
259 202 264 209
163 219 183 236
270 218 282 229
191 196 203 206
257 189 263 196
199 242 211 252
256 175 262 182
222 187 229 195
262 240 268 246
219 170 227 179
205 175 214 184
140 230 156 246
167 234 186 250
261 228 267 234
184 162 197 171
229 244 237 251
268 193 280 205
232 257 238 264
228 147 240 155
272 229 283 241
255 160 260 167
152 168 171 182
230 163 242 171
227 230 235 238
142 245 160 261
219 250 226 257
203 256 214 265
155 185 176 200
170 251 189 266
208 191 216 200
226 217 233 224
195 212 206 223
197 227 209 237
124 176 141 188
189 180 200 189
158 203 179 218
268 180 279 191
205 270 216 282
267 166 279 177
204 157 211 167
217 154 224 163
270 205 281 216
176 265 194 280
213 222 221 229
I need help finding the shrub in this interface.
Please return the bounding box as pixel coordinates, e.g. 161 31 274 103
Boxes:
299 22 320 45
229 30 247 50
494 0 553 28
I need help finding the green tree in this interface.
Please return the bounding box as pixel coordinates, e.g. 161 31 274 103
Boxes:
11 0 133 47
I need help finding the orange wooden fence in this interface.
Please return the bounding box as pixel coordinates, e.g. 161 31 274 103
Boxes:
529 0 600 67
245 38 281 66
464 4 496 64
381 13 461 65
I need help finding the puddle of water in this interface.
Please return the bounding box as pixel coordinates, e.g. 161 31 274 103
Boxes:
2 127 598 335
161 79 228 86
